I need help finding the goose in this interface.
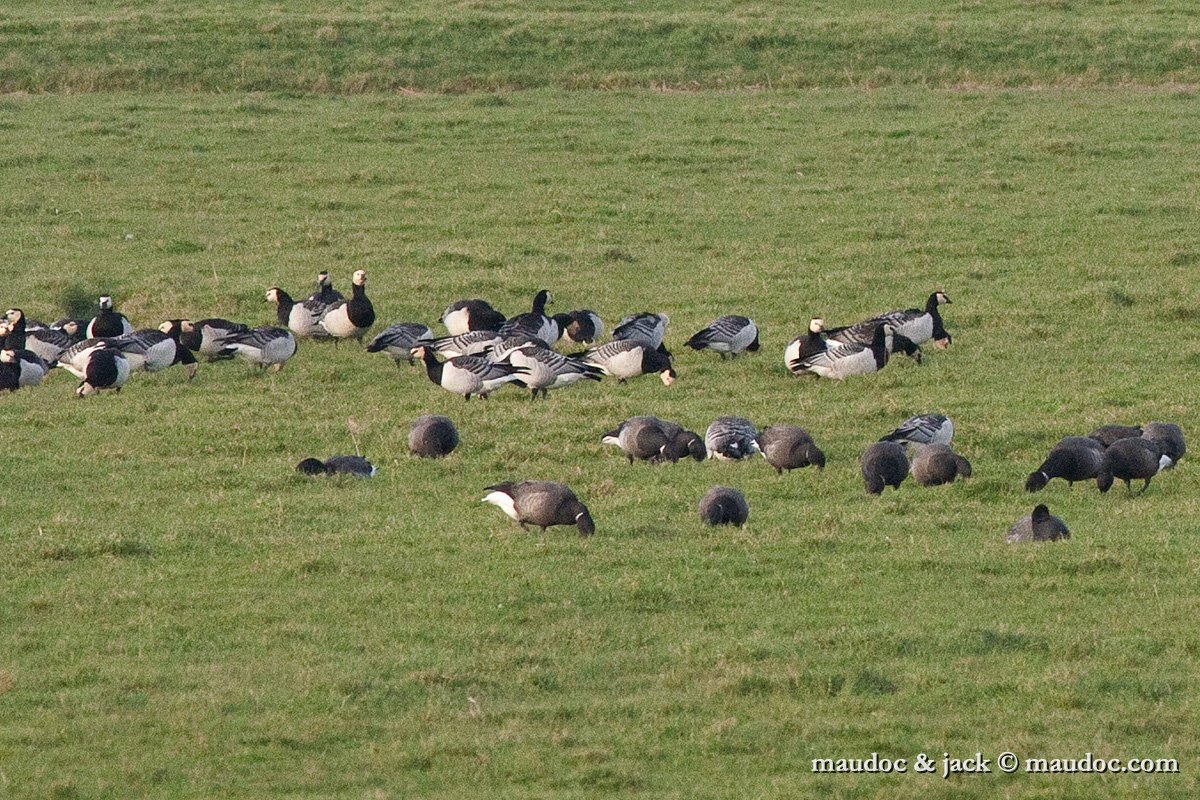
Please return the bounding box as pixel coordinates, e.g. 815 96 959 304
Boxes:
408 415 460 458
579 339 675 385
423 330 503 358
505 346 602 400
560 310 605 344
499 290 559 344
685 315 760 359
704 417 760 461
176 318 248 361
784 319 827 373
24 317 49 332
305 271 344 307
23 321 84 364
866 290 952 348
1142 422 1185 467
217 326 297 371
824 318 923 364
1097 437 1167 494
910 443 972 486
658 420 707 462
0 348 50 387
789 322 892 380
74 346 130 397
296 455 376 477
602 416 671 464
756 425 825 473
1007 504 1070 543
698 486 749 527
442 298 506 336
613 312 670 353
366 323 434 367
319 270 375 343
86 296 134 338
412 345 528 400
1025 436 1104 491
861 441 909 494
51 318 86 332
112 328 199 377
265 286 328 339
487 334 550 363
54 337 114 378
880 414 954 446
2 308 29 349
482 481 595 536
1088 424 1142 449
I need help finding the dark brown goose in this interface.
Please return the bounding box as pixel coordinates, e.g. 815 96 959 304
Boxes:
1025 436 1104 491
757 425 825 474
1097 437 1166 494
861 441 909 494
482 481 594 536
1007 504 1070 543
910 444 972 486
698 486 749 527
408 415 459 458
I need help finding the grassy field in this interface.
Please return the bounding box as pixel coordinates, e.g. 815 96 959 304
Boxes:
2 4 1199 799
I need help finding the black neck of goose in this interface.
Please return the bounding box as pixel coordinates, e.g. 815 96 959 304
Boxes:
274 290 295 324
3 317 25 350
925 293 940 314
531 290 549 316
348 284 375 327
570 504 595 536
420 349 444 385
642 348 672 374
930 312 948 341
871 325 889 366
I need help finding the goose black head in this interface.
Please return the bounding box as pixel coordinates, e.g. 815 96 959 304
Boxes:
296 458 329 476
1032 504 1051 522
1025 470 1049 492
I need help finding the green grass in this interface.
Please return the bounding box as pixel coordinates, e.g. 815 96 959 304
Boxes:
1 86 1197 797
1 1 1199 92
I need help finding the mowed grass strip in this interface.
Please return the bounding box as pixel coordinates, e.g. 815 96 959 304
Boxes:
1 1 1199 92
0 89 1198 798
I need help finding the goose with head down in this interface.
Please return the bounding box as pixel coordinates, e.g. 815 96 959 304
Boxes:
579 339 675 385
482 481 595 536
686 315 760 359
412 345 528 400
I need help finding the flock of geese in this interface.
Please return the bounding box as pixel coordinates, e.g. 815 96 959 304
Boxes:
1 271 1186 538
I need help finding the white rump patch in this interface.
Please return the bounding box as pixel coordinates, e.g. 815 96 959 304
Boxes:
483 491 520 521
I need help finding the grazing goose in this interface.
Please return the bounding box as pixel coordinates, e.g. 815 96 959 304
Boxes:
789 322 892 380
506 346 602 399
296 455 376 477
1097 437 1166 494
861 441 910 494
560 310 605 344
487 334 550 363
23 321 84 364
0 348 51 387
659 421 707 462
613 312 670 353
1007 504 1070 543
499 290 559 344
824 318 923 364
704 417 760 461
108 329 197 377
86 296 134 338
757 425 826 473
867 290 952 348
1088 424 1142 448
482 481 595 536
698 486 749 527
880 414 954 446
266 286 328 339
602 416 671 464
177 318 248 361
320 270 375 343
784 319 827 373
217 326 297 371
366 323 434 367
408 415 460 458
412 345 528 400
54 337 114 378
910 443 972 486
579 339 675 385
1142 422 1185 467
1025 436 1104 491
686 315 760 359
442 298 507 336
422 330 503 358
74 346 130 397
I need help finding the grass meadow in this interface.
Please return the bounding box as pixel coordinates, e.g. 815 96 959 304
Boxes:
2 4 1199 799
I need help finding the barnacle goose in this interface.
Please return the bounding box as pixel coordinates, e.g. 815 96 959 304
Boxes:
176 318 248 361
482 481 595 536
880 414 954 446
75 346 131 397
824 318 923 365
366 323 434 367
784 319 827 373
698 486 749 527
442 299 506 336
498 290 559 344
867 290 952 348
1007 504 1070 543
0 348 51 387
612 312 670 353
579 339 675 385
861 441 909 494
505 346 602 400
266 286 328 339
319 270 375 343
423 330 503 358
412 345 528 400
910 444 972 486
1025 436 1104 492
217 326 297 371
23 321 84 364
704 417 760 461
757 425 825 473
55 337 113 378
685 315 760 359
112 328 199 378
789 322 892 379
1096 437 1167 494
408 415 460 458
560 310 605 344
306 271 344 306
296 456 376 477
86 296 134 338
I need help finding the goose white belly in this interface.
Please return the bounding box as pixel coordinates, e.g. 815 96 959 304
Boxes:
443 307 471 336
508 350 555 389
441 363 483 395
596 347 643 379
289 303 328 338
808 346 878 380
261 334 297 365
320 304 361 337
